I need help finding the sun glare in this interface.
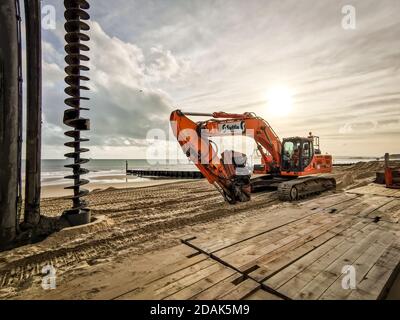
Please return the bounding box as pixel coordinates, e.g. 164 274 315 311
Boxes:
265 86 293 117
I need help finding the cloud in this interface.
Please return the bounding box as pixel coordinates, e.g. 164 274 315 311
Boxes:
339 117 400 135
41 20 190 154
42 62 63 88
146 46 191 82
38 0 400 158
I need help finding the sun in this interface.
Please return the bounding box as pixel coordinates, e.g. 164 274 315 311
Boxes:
265 86 293 117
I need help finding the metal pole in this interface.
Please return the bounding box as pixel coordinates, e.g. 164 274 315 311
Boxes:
125 160 128 182
16 0 23 234
384 153 390 169
0 0 20 248
23 0 42 228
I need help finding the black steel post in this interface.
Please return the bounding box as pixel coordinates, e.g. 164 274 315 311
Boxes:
23 0 42 228
0 0 21 247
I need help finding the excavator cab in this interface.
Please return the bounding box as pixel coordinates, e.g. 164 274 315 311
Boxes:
281 137 313 173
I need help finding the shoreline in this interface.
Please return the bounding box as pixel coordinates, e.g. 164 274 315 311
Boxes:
23 174 184 199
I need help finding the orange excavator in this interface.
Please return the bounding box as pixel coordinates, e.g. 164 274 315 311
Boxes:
170 110 336 203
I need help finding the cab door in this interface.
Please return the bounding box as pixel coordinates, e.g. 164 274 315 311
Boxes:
300 140 313 171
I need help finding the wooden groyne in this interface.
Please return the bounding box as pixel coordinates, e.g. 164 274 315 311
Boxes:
127 169 204 179
126 163 354 179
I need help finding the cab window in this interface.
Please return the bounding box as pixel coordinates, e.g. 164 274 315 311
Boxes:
282 141 301 170
302 141 313 168
283 141 294 160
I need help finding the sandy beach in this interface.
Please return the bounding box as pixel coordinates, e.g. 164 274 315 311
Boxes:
2 161 400 300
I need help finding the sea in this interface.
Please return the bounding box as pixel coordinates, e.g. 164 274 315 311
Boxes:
23 159 197 186
23 157 380 186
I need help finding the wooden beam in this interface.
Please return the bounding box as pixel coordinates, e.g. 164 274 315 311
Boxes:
0 0 20 248
23 0 42 227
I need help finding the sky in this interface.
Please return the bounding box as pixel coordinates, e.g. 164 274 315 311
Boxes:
33 0 400 159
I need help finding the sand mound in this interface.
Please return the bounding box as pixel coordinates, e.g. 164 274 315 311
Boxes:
332 161 400 190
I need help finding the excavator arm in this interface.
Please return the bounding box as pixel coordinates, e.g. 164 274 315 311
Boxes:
170 110 282 203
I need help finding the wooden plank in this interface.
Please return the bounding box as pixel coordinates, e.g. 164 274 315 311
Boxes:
233 216 345 275
301 193 360 210
217 278 260 300
378 220 400 233
322 197 365 214
214 212 331 261
347 242 400 300
337 196 394 218
107 245 206 299
163 266 236 300
265 220 370 290
191 274 242 300
291 227 383 300
189 193 362 254
346 185 371 195
383 188 400 197
117 257 217 299
274 222 376 298
244 288 283 300
143 250 208 286
319 228 395 299
250 217 358 282
189 208 315 253
154 263 226 299
346 185 378 195
367 199 400 223
347 184 400 198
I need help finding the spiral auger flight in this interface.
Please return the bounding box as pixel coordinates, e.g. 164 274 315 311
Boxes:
63 0 91 225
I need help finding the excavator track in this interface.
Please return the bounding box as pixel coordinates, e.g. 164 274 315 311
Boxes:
277 176 336 201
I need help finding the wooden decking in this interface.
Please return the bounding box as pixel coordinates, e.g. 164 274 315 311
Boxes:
115 184 400 300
